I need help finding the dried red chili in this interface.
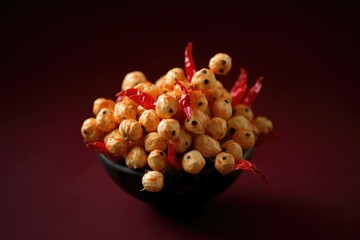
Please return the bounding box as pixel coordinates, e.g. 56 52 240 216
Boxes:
230 68 248 106
116 88 156 110
115 88 138 103
175 79 192 118
167 141 182 171
242 76 264 106
235 159 270 187
86 142 116 161
184 42 197 82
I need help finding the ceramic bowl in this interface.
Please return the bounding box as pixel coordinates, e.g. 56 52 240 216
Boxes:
99 148 253 207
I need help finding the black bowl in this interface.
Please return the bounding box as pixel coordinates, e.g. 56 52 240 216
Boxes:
99 149 253 207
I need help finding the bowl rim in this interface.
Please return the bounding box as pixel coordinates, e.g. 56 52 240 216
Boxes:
99 148 254 176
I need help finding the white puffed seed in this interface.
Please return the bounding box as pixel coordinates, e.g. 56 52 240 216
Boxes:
194 134 221 158
190 90 208 112
157 119 180 141
128 135 145 149
251 123 260 136
232 104 254 121
173 128 192 153
104 129 122 142
191 68 216 90
155 75 166 89
144 132 167 153
141 171 164 192
119 119 143 141
184 109 208 135
232 129 255 150
155 93 179 119
227 115 252 136
164 67 186 90
209 53 232 75
147 150 167 172
139 109 161 133
136 105 146 119
104 135 130 159
167 85 183 100
125 146 147 169
205 117 227 140
104 130 129 159
81 118 105 142
93 98 115 116
134 81 159 99
93 98 106 116
114 101 137 123
253 116 273 134
215 152 235 175
121 96 138 109
212 97 232 120
96 108 117 132
205 81 223 104
203 105 212 118
133 81 151 91
182 150 206 174
121 71 147 90
221 140 243 160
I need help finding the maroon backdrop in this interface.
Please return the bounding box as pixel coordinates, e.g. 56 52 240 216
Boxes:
1 2 359 239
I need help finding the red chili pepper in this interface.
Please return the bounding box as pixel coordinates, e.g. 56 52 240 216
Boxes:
167 141 182 171
116 88 138 103
184 42 197 82
230 68 248 106
242 76 264 107
255 131 281 146
86 142 116 161
175 79 192 118
234 159 270 188
116 88 155 110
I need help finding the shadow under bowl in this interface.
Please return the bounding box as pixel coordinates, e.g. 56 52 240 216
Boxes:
99 149 253 208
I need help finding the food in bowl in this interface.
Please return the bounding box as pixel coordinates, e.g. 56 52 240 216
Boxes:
82 42 275 196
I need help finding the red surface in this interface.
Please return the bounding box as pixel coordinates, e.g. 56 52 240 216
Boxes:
1 2 359 239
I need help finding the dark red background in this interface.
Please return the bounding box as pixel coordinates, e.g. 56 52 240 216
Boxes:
1 2 359 239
